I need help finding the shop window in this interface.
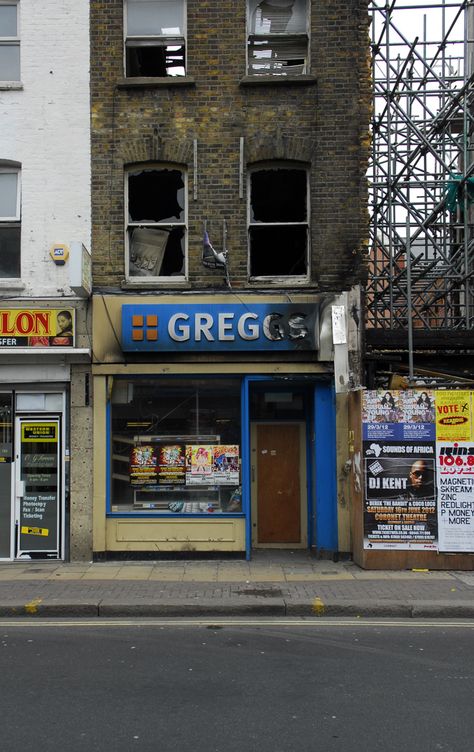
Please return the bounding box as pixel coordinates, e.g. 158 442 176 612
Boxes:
247 0 308 76
126 165 186 280
125 0 185 77
110 378 242 514
0 164 21 278
0 2 20 83
248 163 308 279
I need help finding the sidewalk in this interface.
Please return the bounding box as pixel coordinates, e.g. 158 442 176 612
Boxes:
0 551 473 618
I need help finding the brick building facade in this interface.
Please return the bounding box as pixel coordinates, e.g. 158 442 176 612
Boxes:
90 0 371 559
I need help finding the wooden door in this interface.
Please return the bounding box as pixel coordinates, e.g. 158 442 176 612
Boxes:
256 423 301 544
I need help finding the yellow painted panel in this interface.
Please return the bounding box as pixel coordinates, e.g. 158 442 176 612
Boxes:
105 518 245 551
93 376 107 551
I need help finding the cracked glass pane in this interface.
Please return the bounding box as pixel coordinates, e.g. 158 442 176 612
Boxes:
126 42 185 77
248 36 306 75
129 227 184 277
128 169 184 223
249 0 306 35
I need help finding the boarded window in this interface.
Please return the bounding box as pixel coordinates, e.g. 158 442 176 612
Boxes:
125 0 185 77
126 167 186 279
249 166 308 278
247 0 308 76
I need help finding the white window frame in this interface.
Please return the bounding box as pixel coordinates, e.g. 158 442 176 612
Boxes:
0 1 20 84
246 0 309 77
0 164 21 279
247 161 310 284
125 163 188 283
0 166 20 221
123 0 186 78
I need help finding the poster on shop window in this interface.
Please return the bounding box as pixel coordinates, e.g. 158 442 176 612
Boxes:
157 445 185 485
212 445 239 485
129 446 158 486
186 445 214 485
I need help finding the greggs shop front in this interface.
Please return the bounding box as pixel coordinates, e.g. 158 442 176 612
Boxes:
92 295 345 559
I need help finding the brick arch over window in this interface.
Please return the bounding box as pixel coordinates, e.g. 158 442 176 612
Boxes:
245 134 315 165
115 134 193 169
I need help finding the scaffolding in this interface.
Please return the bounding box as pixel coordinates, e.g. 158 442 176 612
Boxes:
367 0 474 339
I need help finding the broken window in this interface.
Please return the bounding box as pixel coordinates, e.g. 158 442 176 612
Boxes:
0 166 21 278
0 3 20 82
126 166 186 279
125 0 185 77
247 0 308 76
248 165 308 278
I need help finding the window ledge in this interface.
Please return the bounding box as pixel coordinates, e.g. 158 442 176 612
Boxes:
117 76 196 90
240 74 317 87
0 82 23 90
0 279 25 291
121 279 192 291
248 277 310 287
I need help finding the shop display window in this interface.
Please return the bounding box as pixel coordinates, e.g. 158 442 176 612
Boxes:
110 378 242 514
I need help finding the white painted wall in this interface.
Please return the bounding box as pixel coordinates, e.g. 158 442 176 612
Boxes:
0 0 90 297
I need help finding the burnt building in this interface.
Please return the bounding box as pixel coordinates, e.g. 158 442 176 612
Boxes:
90 0 370 559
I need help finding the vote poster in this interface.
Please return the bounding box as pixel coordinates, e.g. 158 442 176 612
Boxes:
435 391 472 441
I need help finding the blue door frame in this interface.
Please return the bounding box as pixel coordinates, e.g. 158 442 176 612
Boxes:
242 377 337 560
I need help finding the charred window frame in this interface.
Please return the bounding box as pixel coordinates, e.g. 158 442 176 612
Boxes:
0 2 20 83
125 164 187 281
247 0 308 76
0 164 21 278
124 0 186 78
248 163 309 280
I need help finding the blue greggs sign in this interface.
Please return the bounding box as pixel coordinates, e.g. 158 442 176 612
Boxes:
121 304 319 352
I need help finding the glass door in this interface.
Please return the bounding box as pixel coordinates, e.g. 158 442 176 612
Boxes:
15 417 61 559
0 394 13 559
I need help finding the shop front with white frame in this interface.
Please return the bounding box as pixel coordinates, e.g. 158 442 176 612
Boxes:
0 305 91 561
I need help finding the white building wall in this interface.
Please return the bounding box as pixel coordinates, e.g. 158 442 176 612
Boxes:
0 0 90 297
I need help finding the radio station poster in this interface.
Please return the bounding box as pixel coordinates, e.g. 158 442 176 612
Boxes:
186 445 213 485
213 445 240 485
435 391 472 442
436 441 474 552
130 445 158 486
362 390 403 440
158 445 185 485
363 440 437 550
